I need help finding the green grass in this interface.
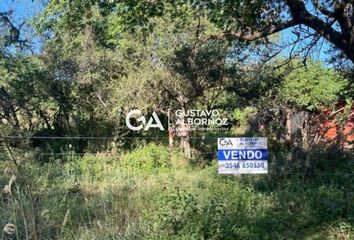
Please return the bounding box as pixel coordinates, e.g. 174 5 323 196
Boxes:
1 143 353 239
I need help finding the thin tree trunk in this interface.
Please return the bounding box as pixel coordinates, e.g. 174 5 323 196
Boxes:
177 97 191 158
285 108 292 144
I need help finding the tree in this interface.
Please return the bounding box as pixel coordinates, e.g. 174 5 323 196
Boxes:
0 11 23 48
36 0 128 138
280 61 350 148
108 14 239 157
102 0 353 65
254 61 350 148
281 62 348 111
0 55 60 133
201 0 354 64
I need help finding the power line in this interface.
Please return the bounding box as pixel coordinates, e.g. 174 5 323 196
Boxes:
0 136 222 140
0 136 163 140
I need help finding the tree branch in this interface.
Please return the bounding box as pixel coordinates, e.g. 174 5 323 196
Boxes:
0 11 27 47
311 0 334 17
210 19 298 41
333 2 352 33
287 0 352 59
210 0 354 63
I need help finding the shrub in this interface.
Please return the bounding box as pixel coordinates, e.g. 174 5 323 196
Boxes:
120 143 188 173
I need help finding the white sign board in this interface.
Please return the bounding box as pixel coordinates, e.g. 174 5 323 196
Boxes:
217 137 268 174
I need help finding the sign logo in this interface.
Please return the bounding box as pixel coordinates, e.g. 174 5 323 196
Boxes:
126 109 164 131
219 138 233 147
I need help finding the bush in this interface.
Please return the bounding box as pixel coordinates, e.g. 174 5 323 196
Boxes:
120 143 189 173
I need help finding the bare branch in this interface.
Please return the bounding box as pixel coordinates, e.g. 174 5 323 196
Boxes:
286 0 353 62
0 11 27 47
311 0 334 17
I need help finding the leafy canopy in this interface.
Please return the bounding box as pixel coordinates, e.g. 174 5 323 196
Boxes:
281 62 349 111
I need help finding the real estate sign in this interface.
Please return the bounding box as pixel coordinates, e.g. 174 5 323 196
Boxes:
218 137 268 174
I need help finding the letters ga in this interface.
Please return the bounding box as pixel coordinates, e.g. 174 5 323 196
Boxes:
218 149 268 160
126 109 164 131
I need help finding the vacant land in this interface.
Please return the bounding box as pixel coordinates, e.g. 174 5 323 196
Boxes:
1 143 353 240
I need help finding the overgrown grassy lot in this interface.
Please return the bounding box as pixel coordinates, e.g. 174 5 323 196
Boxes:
1 143 353 239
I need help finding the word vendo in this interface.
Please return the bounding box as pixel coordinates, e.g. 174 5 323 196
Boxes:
219 149 267 160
